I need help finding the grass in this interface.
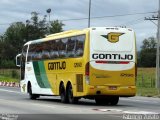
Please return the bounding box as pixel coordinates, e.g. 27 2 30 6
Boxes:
0 69 20 83
137 88 160 97
136 68 156 88
136 68 160 97
0 75 19 83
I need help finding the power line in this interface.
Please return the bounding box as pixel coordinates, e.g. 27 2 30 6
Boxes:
0 11 157 25
119 17 145 26
145 15 158 26
61 11 157 22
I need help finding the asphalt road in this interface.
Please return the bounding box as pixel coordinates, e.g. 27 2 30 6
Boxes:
0 86 160 120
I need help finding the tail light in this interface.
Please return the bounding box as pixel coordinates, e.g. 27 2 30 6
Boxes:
85 62 90 76
85 62 90 84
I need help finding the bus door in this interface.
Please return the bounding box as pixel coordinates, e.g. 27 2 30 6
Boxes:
21 45 28 80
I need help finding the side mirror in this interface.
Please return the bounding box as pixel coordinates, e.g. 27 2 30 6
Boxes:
16 54 21 67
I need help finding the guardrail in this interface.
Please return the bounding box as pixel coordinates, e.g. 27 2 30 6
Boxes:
0 82 20 87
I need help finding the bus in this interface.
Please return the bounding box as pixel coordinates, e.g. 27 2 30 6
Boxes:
16 27 137 105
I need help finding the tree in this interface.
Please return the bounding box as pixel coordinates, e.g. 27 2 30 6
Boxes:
49 20 65 34
139 37 157 67
3 22 26 60
0 11 65 68
26 12 47 40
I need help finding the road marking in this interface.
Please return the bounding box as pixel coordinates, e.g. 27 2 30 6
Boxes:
0 88 22 94
120 98 159 104
93 108 123 112
123 110 159 114
0 98 56 110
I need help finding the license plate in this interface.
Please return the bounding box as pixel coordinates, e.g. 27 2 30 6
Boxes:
109 86 117 90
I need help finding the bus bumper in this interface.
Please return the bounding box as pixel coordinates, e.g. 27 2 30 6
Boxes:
85 85 136 97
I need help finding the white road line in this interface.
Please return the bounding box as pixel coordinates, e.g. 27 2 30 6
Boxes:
120 98 159 104
0 88 22 94
0 98 56 109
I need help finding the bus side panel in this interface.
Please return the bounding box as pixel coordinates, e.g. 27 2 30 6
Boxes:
44 58 86 97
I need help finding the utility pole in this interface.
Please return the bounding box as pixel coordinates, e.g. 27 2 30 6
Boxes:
157 0 160 93
144 1 160 93
88 0 91 28
144 16 158 26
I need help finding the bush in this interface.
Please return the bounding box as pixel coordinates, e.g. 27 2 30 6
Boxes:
0 60 16 69
11 70 19 79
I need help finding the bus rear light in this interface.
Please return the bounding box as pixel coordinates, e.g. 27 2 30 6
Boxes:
85 62 90 76
85 62 90 84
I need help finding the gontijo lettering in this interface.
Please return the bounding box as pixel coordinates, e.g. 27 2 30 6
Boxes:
92 53 133 60
48 61 66 70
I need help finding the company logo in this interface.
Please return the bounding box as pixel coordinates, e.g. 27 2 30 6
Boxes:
48 61 66 70
92 53 133 60
102 32 124 43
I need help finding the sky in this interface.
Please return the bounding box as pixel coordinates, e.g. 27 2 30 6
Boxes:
0 0 158 50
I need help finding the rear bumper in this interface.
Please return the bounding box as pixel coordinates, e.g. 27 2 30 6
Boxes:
85 85 136 97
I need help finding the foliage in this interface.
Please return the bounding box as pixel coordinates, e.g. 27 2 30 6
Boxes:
0 60 15 69
138 37 156 67
0 11 65 68
50 20 65 34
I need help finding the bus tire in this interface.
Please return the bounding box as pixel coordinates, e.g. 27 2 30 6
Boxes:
67 84 78 104
28 83 39 100
109 96 119 105
59 83 67 103
95 97 109 105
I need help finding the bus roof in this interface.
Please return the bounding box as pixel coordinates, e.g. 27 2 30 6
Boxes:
24 27 133 46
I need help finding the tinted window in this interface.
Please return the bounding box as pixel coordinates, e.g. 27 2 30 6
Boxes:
50 40 59 59
75 35 85 57
67 37 76 57
58 38 68 58
27 34 85 61
42 42 50 59
32 43 42 61
27 44 34 62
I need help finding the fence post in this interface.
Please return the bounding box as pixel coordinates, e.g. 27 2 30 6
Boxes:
142 74 144 87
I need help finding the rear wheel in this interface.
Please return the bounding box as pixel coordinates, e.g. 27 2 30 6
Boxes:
109 96 119 105
59 83 67 103
95 97 109 105
28 83 39 100
67 84 78 104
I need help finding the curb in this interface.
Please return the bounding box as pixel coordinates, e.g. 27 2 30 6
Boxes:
0 81 20 87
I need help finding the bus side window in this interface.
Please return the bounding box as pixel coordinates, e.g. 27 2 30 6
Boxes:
75 35 85 57
42 42 50 60
58 38 68 58
27 44 34 62
67 37 76 57
31 44 37 61
50 40 59 59
34 43 42 61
